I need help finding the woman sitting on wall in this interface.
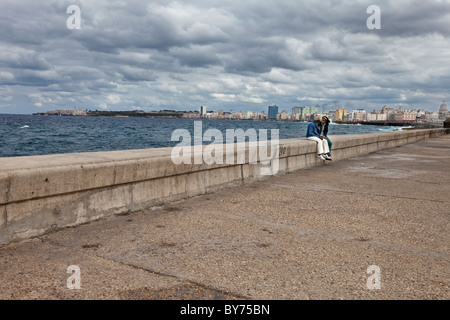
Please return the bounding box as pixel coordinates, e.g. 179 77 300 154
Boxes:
320 116 332 160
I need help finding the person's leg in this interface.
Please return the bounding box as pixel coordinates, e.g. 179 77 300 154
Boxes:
324 136 332 156
307 137 324 155
321 139 330 154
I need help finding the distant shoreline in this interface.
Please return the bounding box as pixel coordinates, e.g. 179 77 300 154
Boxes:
335 121 412 127
335 121 443 129
2 111 439 128
31 112 409 125
29 112 427 127
32 110 186 118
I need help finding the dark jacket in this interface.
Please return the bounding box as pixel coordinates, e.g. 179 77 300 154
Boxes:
322 123 329 136
306 121 321 138
320 119 330 136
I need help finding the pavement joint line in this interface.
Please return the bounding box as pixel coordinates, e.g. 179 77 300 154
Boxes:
100 259 250 300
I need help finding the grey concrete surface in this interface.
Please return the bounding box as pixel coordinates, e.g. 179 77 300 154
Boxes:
0 135 449 300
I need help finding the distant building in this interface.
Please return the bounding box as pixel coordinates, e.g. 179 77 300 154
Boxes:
350 109 367 122
300 106 319 121
292 107 302 115
278 110 291 121
381 106 397 115
207 111 219 119
334 108 347 122
401 109 418 122
367 112 387 122
234 111 244 119
200 105 207 118
417 108 426 118
268 105 278 120
259 111 268 120
183 111 200 119
428 111 440 121
439 100 448 120
245 111 254 119
41 108 87 116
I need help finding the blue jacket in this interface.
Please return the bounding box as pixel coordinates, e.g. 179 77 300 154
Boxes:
306 121 321 138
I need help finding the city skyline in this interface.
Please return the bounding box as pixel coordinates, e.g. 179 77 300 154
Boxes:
1 1 450 114
34 100 448 125
194 101 447 123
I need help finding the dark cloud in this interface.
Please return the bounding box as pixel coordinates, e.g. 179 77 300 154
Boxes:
170 46 222 68
116 66 158 82
379 0 450 37
0 47 52 71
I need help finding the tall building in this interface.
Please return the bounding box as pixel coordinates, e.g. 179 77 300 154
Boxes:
268 105 278 120
300 106 319 121
200 105 207 118
439 100 448 120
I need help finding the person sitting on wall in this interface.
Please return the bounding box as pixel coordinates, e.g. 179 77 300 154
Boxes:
320 116 332 160
306 116 332 161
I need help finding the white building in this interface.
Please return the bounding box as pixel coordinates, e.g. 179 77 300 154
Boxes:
366 112 387 122
245 111 254 119
350 109 367 122
200 105 207 118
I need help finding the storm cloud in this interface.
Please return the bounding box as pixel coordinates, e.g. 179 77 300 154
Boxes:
0 0 449 113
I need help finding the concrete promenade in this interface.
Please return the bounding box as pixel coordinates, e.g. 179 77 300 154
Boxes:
0 135 448 300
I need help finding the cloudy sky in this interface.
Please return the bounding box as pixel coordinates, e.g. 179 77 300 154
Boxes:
0 0 449 114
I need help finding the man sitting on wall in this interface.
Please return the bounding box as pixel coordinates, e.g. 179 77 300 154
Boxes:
306 116 332 161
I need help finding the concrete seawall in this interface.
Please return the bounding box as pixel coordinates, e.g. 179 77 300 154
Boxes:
0 128 448 246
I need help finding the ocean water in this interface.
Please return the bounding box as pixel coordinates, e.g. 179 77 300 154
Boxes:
0 114 402 158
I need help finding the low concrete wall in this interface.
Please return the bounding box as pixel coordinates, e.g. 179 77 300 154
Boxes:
0 128 448 246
